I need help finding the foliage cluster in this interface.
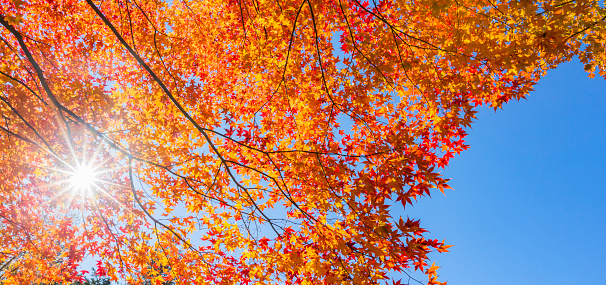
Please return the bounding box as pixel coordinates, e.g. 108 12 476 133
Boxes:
1 0 605 284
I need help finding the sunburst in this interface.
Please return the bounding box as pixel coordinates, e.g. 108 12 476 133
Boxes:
67 161 100 195
39 140 114 205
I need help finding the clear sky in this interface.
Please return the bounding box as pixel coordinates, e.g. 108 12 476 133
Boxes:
403 59 606 285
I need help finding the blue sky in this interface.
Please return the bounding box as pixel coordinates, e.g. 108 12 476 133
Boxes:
403 59 606 284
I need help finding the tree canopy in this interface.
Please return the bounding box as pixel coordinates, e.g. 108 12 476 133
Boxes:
0 0 604 284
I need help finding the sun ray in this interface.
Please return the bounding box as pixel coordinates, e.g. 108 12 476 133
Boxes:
92 183 137 216
37 165 74 176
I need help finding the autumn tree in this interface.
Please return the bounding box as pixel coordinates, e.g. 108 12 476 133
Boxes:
0 0 605 284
